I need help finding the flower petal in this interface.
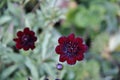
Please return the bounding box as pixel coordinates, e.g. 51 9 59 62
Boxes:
67 57 76 65
24 27 30 33
75 37 83 44
80 44 88 52
59 54 67 62
23 47 29 51
29 31 35 36
58 36 67 44
30 45 35 50
76 53 84 61
16 44 22 49
68 33 75 41
17 31 23 37
33 36 37 41
55 45 62 54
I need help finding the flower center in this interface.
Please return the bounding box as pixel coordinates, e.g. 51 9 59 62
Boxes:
63 41 79 56
21 35 32 46
22 35 29 41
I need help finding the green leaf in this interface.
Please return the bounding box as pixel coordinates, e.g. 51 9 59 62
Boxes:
91 32 109 53
2 26 14 45
0 16 11 25
1 65 18 80
25 57 39 80
41 31 51 59
43 63 55 78
7 53 24 63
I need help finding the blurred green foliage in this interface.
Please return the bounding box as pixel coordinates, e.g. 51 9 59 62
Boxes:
0 0 120 80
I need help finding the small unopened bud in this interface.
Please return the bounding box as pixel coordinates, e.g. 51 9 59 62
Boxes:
44 77 49 80
56 63 63 70
27 77 32 80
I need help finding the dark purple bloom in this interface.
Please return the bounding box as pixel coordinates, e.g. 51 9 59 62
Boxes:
55 33 87 65
13 27 37 51
56 63 63 70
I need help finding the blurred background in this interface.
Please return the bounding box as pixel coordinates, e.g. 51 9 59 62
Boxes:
0 0 120 80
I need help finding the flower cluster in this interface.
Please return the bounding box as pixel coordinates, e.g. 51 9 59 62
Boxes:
13 28 87 65
13 28 37 51
13 28 88 80
55 33 87 65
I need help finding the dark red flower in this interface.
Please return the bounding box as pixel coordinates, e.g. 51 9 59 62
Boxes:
13 27 37 51
55 33 87 65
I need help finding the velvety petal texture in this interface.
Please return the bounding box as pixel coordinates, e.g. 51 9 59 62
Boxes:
13 27 37 51
55 33 88 65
